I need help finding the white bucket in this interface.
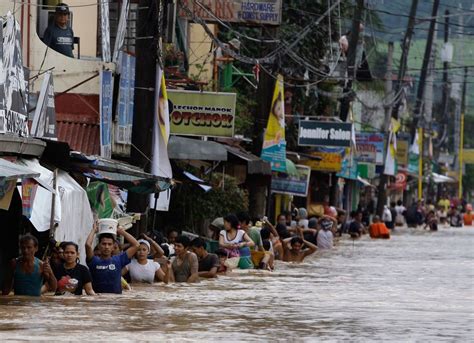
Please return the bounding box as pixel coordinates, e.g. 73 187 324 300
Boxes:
98 218 118 236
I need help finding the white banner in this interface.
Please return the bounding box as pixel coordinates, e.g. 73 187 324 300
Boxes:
100 0 111 62
113 0 130 65
149 67 173 211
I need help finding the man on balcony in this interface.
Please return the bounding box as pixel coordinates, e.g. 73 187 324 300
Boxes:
43 3 74 58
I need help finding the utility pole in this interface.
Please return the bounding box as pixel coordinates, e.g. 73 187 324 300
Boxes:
438 10 450 148
408 0 440 202
339 0 364 122
129 0 159 234
251 27 278 219
411 0 440 137
459 67 468 199
376 0 419 215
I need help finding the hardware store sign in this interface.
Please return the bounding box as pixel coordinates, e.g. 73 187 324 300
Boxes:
179 0 282 25
168 90 236 138
298 121 352 148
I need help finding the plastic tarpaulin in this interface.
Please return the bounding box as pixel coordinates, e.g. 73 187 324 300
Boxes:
16 159 61 232
54 170 93 265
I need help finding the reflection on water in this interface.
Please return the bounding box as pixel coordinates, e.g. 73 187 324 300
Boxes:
1 227 473 341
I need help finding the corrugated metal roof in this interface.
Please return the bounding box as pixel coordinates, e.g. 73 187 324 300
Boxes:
56 114 100 155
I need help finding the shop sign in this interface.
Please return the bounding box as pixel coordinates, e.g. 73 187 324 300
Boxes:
168 90 236 138
298 121 352 148
271 165 311 197
396 136 410 166
390 172 407 190
301 151 342 172
463 149 474 164
355 132 384 165
179 0 283 26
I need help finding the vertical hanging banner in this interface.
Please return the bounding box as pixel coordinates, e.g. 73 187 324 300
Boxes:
149 67 173 211
112 0 130 64
21 178 38 218
100 70 113 158
31 71 57 139
261 74 286 172
100 0 111 62
0 179 16 210
116 52 135 144
0 12 28 136
384 118 400 176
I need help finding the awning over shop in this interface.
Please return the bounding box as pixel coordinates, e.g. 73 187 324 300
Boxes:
225 146 271 175
430 172 456 184
0 158 40 181
70 153 173 194
357 175 376 188
169 136 228 161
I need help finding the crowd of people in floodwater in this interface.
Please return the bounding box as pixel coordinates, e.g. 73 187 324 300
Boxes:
2 194 472 297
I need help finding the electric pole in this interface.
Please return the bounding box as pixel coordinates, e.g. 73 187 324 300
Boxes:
339 0 364 122
376 0 419 215
129 0 159 234
411 0 440 137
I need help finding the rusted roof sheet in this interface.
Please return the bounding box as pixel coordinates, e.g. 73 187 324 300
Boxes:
56 113 100 155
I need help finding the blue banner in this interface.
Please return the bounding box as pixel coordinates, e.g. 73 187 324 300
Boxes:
116 52 135 144
100 70 113 158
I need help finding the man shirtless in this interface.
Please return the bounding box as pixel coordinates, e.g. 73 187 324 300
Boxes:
282 228 317 262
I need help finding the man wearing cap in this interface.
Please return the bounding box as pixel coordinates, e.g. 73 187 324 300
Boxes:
317 216 337 250
43 3 75 58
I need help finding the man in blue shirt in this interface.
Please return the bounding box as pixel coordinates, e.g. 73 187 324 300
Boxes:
42 3 74 58
85 224 139 294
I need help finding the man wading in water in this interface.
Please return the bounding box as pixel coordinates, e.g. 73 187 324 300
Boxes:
2 235 57 296
85 223 139 294
282 227 317 262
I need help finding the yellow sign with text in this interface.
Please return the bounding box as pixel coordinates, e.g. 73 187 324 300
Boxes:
301 152 342 172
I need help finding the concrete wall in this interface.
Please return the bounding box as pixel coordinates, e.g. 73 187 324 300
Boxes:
188 23 215 83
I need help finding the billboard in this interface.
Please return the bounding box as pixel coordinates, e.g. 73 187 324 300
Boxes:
298 121 352 148
179 0 282 26
100 70 113 158
355 132 385 165
168 90 236 138
271 165 311 197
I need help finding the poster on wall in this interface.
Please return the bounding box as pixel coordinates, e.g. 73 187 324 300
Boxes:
168 89 236 138
271 165 311 197
100 70 113 158
0 13 29 136
116 52 135 144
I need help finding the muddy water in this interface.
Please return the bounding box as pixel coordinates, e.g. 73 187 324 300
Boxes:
1 227 473 341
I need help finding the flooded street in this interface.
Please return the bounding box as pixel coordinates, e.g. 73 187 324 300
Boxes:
1 227 473 341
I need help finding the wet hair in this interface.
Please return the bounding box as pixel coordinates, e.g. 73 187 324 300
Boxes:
390 202 396 208
276 223 290 239
98 233 115 243
191 237 207 249
175 235 191 248
263 240 271 251
260 227 271 240
62 241 79 252
308 218 318 229
291 237 304 246
19 234 38 247
236 211 251 225
224 214 240 230
215 248 227 257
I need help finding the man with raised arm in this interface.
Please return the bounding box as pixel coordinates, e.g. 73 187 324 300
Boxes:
282 227 318 263
85 223 139 294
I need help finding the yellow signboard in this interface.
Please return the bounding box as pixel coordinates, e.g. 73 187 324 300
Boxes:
396 139 409 166
300 152 342 172
463 149 474 164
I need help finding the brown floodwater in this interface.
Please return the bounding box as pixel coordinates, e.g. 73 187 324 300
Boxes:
1 227 473 341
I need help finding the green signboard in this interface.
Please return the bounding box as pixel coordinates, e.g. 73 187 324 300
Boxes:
168 90 236 138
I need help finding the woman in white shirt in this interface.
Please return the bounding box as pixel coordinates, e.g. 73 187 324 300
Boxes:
219 214 255 257
122 239 168 284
